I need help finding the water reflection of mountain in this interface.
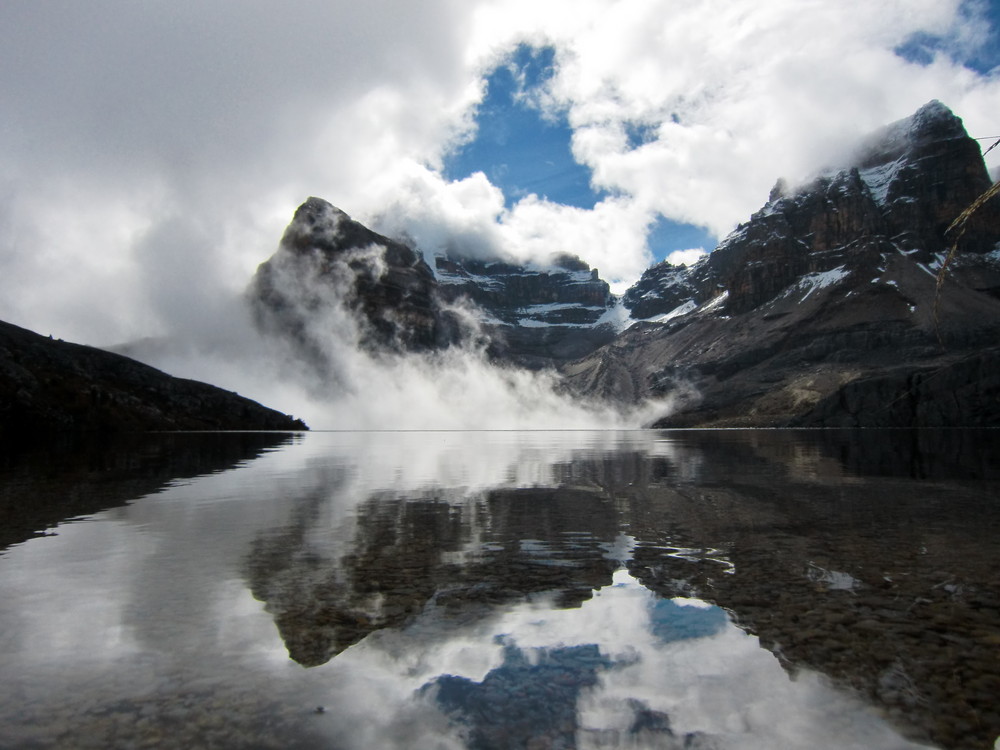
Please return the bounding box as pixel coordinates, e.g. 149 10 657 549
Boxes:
245 429 1000 750
245 486 621 667
0 432 297 551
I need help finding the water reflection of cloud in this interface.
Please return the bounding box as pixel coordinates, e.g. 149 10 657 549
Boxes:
0 431 962 748
281 430 687 502
339 567 931 750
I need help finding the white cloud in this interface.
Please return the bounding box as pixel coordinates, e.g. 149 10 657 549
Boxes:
666 248 708 268
499 195 654 289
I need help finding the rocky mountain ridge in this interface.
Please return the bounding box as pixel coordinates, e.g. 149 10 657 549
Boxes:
250 198 619 368
249 100 1000 428
621 100 999 322
564 100 1000 426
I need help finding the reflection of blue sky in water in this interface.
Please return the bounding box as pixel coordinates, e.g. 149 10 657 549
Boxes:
404 568 932 749
427 641 612 749
648 596 728 644
422 570 730 748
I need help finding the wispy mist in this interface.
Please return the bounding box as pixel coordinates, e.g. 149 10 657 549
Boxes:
142 303 680 431
146 231 678 430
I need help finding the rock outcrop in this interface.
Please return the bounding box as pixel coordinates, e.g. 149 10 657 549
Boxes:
434 252 616 365
250 197 464 358
0 320 307 434
565 101 1000 427
249 197 617 368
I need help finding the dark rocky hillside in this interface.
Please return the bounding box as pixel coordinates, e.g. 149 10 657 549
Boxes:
564 101 1000 427
0 320 306 434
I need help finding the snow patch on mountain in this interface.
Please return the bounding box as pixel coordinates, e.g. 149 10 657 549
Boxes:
645 300 698 324
698 291 729 314
595 301 634 332
793 266 850 302
859 159 904 206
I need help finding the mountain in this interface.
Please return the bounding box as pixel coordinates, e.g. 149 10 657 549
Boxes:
432 252 617 365
250 197 463 358
0 320 307 434
564 100 1000 427
249 100 999 428
249 197 617 369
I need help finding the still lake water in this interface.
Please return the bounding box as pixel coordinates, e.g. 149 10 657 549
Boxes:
0 429 998 750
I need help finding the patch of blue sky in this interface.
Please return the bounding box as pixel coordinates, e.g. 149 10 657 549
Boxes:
444 43 717 264
444 44 600 210
894 1 1000 75
648 217 715 264
624 120 661 151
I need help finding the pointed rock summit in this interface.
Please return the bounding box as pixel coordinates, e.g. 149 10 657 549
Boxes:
623 101 998 322
250 198 462 357
249 198 617 369
568 101 1000 426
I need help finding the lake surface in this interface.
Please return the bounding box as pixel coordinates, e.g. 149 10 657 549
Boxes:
0 429 998 750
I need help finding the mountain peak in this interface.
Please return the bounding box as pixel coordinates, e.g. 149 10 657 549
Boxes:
909 99 963 135
855 99 966 170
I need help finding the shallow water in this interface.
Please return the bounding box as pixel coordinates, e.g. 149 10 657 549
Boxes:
0 429 998 749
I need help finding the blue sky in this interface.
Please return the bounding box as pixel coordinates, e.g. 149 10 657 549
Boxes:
444 46 599 211
444 44 717 265
894 0 1000 74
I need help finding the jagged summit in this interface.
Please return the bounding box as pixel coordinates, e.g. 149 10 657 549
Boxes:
250 197 617 368
854 99 967 168
280 197 351 251
624 99 998 323
251 196 459 357
567 100 1000 426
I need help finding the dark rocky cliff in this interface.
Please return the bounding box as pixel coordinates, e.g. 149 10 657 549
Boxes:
249 198 617 368
434 252 616 365
0 320 306 434
250 197 464 357
565 101 1000 427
